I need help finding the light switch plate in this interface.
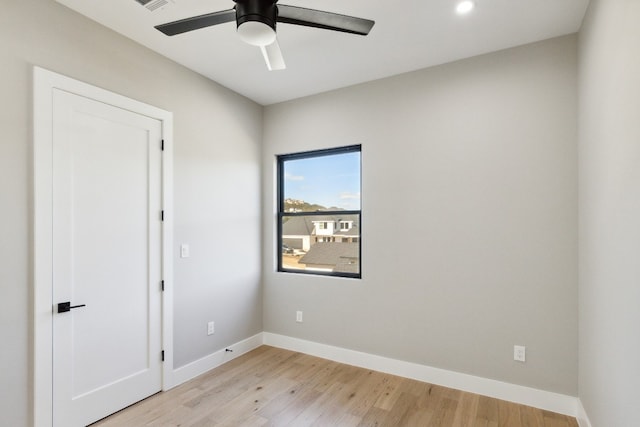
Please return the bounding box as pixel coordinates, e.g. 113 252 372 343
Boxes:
180 244 189 258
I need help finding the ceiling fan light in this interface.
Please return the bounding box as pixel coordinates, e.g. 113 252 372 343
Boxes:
237 21 276 46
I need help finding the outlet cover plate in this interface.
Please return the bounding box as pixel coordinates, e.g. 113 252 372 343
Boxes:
514 345 526 362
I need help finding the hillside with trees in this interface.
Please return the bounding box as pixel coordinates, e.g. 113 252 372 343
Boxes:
284 198 342 212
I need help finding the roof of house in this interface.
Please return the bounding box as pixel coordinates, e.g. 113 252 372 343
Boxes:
281 216 314 236
334 257 360 274
299 242 359 266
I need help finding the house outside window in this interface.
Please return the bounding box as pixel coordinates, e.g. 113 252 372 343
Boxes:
277 145 361 278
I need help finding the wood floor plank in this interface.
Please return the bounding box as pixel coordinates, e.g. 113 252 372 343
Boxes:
428 396 459 427
497 399 522 427
287 380 347 426
261 387 323 426
357 406 390 427
215 414 269 427
381 392 418 426
347 370 393 418
451 391 479 427
210 376 296 425
311 362 352 393
567 416 580 427
475 395 500 426
543 416 572 427
92 346 579 427
404 407 435 427
372 375 406 410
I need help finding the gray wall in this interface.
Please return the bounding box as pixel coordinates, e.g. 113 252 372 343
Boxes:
263 36 578 395
8 1 623 424
578 0 640 425
0 1 262 426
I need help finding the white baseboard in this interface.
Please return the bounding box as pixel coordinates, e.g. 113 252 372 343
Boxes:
263 332 579 418
168 332 583 421
576 399 593 427
171 332 264 386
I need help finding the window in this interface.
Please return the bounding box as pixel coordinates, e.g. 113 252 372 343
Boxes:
277 145 361 278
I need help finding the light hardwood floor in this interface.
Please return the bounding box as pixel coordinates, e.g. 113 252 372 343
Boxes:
93 346 579 427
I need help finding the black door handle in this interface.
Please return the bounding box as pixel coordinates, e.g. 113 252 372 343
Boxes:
57 302 86 313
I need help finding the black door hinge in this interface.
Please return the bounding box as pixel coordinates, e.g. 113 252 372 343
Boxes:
161 350 165 362
161 210 164 221
161 280 165 291
161 139 164 151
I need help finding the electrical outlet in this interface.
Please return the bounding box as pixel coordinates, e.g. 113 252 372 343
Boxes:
207 321 215 335
514 345 526 362
296 311 303 323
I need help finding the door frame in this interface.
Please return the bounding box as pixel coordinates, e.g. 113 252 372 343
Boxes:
33 66 175 426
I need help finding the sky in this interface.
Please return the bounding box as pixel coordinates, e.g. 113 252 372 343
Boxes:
284 151 361 210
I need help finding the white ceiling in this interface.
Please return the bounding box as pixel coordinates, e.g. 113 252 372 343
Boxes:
55 0 589 105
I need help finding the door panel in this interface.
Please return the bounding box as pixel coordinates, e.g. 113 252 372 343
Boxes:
52 89 162 427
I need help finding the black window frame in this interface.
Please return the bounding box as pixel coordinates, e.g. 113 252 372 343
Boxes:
277 145 362 279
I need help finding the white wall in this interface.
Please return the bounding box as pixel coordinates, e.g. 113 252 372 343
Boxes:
578 0 640 425
0 1 262 426
263 36 578 396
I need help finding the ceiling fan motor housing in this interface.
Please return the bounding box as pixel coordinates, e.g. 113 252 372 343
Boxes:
234 0 278 34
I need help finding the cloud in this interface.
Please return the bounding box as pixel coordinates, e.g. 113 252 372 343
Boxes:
285 173 304 181
340 192 361 200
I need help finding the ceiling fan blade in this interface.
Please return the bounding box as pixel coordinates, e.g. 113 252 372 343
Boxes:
155 9 236 36
276 5 374 36
260 39 286 71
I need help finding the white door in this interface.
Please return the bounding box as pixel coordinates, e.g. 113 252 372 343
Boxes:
52 89 163 427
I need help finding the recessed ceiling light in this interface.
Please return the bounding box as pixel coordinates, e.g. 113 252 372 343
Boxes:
456 1 475 15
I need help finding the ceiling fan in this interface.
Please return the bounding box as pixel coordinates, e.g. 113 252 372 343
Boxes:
155 0 375 71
